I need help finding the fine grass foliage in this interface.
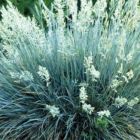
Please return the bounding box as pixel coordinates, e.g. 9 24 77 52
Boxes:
0 0 140 139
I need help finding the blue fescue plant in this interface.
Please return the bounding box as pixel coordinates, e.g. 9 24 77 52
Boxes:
0 0 140 139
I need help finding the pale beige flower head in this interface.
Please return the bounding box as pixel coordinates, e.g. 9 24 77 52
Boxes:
38 65 50 82
115 96 127 108
127 97 139 108
82 103 95 115
79 86 88 104
46 104 60 117
97 110 111 118
126 69 134 80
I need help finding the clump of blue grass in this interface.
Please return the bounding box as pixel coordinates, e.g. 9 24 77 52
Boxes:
0 0 140 139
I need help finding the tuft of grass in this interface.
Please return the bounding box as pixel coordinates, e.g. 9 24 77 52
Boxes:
0 0 140 139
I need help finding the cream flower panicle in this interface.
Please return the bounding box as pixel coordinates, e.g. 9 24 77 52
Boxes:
126 69 134 80
37 65 50 85
84 56 93 69
46 104 60 118
111 79 122 92
90 65 100 79
97 110 111 118
94 0 107 17
10 72 20 79
84 56 100 81
54 0 65 28
79 84 95 115
79 86 88 104
20 71 34 81
67 0 77 23
82 103 95 115
115 96 127 108
10 71 33 82
127 97 139 108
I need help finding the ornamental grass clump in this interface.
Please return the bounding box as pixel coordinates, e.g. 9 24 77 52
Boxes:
0 0 140 139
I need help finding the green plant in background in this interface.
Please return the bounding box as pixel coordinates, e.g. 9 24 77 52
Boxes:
10 0 53 16
0 0 53 14
0 0 140 139
0 0 53 22
96 117 109 128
